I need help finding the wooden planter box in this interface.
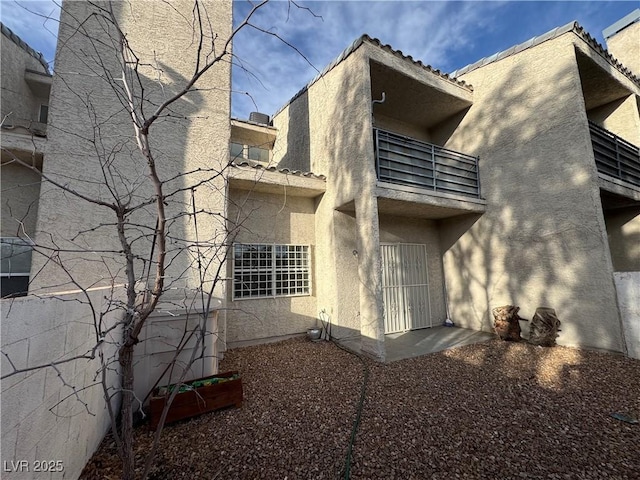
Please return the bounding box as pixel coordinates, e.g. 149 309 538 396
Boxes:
149 371 242 430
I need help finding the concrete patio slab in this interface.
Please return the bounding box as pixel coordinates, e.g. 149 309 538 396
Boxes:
338 326 495 362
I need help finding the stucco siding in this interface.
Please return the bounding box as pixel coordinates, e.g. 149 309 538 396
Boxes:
274 46 386 358
606 20 640 76
587 95 640 146
1 163 41 237
605 208 640 271
1 288 122 480
226 189 318 344
444 33 625 351
31 0 232 298
0 32 48 129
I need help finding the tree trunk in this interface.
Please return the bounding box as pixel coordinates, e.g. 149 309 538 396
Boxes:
492 305 525 341
120 345 135 480
529 307 561 347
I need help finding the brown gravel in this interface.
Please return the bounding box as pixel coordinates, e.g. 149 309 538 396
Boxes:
81 337 640 479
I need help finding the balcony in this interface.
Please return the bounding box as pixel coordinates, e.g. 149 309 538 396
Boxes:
590 121 640 189
374 129 481 199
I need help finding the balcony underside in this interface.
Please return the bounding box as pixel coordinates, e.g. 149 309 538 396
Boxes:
599 175 640 205
336 182 486 220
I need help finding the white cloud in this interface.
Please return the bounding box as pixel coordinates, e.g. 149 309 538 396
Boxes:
231 0 503 118
1 0 60 65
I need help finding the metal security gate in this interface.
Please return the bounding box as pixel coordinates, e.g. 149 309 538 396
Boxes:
381 244 431 334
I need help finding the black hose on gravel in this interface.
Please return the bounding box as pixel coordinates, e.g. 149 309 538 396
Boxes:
331 339 370 480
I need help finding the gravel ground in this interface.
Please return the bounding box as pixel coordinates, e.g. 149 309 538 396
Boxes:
81 337 640 479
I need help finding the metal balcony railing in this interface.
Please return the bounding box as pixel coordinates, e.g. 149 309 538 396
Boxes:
590 121 640 188
374 129 481 198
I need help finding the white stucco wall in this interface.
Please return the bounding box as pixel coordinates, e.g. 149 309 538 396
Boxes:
614 271 640 359
133 303 220 403
1 287 122 479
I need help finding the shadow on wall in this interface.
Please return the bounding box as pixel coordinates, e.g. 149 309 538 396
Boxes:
439 55 624 351
603 205 640 272
32 0 230 301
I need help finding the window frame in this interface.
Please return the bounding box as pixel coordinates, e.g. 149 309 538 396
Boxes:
229 141 272 163
232 243 311 300
38 104 49 124
1 237 34 298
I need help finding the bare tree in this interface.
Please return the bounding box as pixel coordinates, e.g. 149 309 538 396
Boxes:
1 1 316 478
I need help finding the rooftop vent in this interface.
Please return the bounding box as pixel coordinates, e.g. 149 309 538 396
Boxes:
249 112 270 125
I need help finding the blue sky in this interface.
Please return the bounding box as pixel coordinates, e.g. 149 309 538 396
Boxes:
2 1 638 119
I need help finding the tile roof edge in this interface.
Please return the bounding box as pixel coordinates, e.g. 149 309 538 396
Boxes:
1 22 50 74
230 160 326 181
272 33 473 120
450 21 639 87
573 23 640 87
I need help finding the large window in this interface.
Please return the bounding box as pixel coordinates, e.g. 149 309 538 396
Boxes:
233 244 310 299
1 237 33 298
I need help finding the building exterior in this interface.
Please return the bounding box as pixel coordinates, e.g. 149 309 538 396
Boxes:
2 5 639 363
0 23 51 297
225 17 640 359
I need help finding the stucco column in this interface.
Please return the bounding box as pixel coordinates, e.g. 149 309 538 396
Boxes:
355 193 385 359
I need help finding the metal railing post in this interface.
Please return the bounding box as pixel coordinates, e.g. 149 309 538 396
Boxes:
431 144 436 191
375 129 380 180
475 157 481 198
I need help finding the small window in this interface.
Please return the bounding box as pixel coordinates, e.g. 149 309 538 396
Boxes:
233 243 310 299
230 142 244 159
248 146 270 162
39 104 49 124
1 237 33 298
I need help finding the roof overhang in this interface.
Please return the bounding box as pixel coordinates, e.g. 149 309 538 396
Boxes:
228 163 325 198
24 69 52 98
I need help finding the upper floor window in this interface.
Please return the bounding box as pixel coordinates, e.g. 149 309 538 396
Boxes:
1 237 33 298
230 142 270 163
39 104 49 124
233 243 311 299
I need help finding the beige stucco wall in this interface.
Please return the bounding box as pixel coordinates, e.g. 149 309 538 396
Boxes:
442 32 635 352
225 188 318 344
0 31 48 130
606 20 640 76
1 162 41 238
378 215 447 325
605 208 640 271
274 45 386 358
373 113 432 143
273 42 481 359
587 94 640 146
1 28 49 243
31 0 232 299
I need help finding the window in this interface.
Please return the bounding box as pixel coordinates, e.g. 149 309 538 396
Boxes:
39 104 49 124
1 237 33 298
248 146 270 162
230 142 244 159
229 142 271 163
233 244 310 299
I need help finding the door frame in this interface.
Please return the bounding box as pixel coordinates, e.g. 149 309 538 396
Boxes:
380 243 432 334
